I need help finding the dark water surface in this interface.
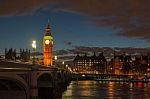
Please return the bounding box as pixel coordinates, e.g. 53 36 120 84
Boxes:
62 81 150 99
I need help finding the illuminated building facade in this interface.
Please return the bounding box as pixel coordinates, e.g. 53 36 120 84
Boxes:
134 55 150 75
43 23 53 66
73 53 107 73
112 54 150 75
111 54 134 75
112 55 124 75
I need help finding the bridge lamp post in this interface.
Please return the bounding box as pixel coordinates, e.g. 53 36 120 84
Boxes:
54 56 58 60
66 64 68 70
62 61 65 69
32 40 36 64
54 56 58 67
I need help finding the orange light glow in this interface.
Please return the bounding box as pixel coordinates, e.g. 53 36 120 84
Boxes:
43 23 53 66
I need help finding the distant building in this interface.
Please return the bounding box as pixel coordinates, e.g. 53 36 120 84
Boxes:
20 48 30 62
111 53 150 75
5 48 16 60
5 48 30 62
133 55 150 75
73 52 107 73
112 55 132 75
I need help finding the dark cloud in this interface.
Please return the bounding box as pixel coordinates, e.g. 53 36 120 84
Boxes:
0 0 150 40
119 27 150 40
63 40 72 46
0 0 56 16
63 40 81 48
61 0 150 41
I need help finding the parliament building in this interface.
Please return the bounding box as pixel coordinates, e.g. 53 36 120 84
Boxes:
73 52 107 73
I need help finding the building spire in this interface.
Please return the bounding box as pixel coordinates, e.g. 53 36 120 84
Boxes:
48 19 50 23
46 19 50 29
44 19 52 36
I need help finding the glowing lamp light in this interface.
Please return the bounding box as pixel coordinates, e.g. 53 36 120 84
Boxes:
82 74 85 77
66 64 68 68
62 61 65 65
33 40 36 44
32 40 36 49
54 56 57 60
32 40 36 64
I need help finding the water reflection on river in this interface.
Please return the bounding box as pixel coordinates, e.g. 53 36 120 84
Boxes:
62 81 150 99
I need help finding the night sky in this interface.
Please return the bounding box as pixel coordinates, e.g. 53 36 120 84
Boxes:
0 0 150 54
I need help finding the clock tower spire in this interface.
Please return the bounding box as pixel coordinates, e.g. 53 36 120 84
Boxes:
43 22 53 66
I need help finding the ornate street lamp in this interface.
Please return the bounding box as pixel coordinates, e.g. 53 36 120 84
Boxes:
54 56 58 67
66 64 68 70
32 40 36 64
54 56 57 60
62 61 65 69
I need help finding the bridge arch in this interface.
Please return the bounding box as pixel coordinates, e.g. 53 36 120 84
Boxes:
0 75 29 99
37 73 54 99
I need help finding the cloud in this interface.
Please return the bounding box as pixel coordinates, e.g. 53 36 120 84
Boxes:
61 0 150 41
0 0 150 40
63 40 72 46
0 0 56 16
63 40 82 48
119 27 150 40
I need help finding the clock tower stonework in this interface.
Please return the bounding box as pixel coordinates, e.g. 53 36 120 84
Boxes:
43 23 53 66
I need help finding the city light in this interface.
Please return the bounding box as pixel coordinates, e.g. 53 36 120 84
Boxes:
54 56 58 60
62 61 65 65
32 40 36 49
82 74 85 77
32 40 36 64
66 64 68 68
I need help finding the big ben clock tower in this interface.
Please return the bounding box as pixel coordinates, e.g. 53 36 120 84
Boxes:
43 23 53 66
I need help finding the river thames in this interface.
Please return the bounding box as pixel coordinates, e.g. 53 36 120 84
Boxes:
62 81 150 99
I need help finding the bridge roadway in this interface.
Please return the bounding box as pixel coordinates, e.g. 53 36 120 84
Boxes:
0 61 72 99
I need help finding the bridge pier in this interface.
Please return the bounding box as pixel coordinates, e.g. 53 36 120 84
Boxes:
30 71 38 99
50 71 72 98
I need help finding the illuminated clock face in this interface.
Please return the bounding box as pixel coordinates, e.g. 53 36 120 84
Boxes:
45 40 50 45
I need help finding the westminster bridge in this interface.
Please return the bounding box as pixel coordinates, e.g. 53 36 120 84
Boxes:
0 61 72 99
